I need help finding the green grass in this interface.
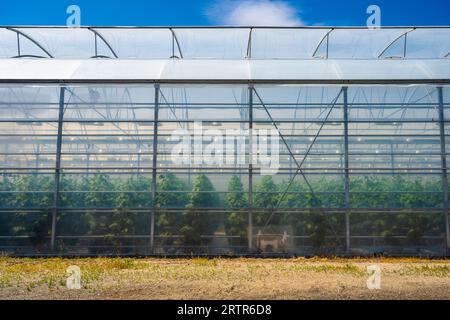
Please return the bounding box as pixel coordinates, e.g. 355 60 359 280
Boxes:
0 257 448 294
396 265 450 277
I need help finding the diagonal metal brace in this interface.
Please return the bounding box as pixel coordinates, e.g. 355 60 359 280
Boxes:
252 87 344 244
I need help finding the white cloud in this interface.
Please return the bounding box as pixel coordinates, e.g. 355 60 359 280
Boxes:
207 0 304 26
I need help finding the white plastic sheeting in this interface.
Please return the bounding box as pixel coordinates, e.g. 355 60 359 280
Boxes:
0 28 19 57
0 27 449 59
93 28 173 58
326 28 412 59
174 28 250 59
250 28 331 59
406 28 450 58
0 58 448 81
0 28 51 57
14 27 112 58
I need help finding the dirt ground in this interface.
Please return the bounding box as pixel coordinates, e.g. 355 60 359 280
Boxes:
0 257 449 300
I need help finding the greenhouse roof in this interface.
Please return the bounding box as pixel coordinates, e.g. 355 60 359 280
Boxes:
0 26 449 83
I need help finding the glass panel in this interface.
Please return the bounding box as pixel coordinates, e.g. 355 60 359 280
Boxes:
15 28 114 58
250 28 330 59
94 28 173 58
327 28 411 59
174 28 250 59
0 27 448 59
0 84 448 255
406 28 450 58
0 28 19 57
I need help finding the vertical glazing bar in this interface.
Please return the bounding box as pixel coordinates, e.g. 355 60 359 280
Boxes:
150 84 160 254
326 33 329 59
248 85 253 251
403 33 408 58
438 86 450 251
246 28 253 59
390 142 395 175
51 86 65 252
172 33 175 58
16 32 20 57
343 87 350 253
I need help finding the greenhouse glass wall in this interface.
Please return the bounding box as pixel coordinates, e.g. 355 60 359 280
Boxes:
0 26 449 256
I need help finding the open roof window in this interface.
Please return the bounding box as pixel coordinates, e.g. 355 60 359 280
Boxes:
0 28 53 58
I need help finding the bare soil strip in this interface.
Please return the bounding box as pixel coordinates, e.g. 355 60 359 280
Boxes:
0 257 449 300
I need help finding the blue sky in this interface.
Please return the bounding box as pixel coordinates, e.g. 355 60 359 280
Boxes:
0 0 449 26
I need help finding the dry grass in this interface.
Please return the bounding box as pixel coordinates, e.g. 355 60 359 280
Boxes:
0 256 449 300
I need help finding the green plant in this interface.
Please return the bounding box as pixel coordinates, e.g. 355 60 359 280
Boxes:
155 173 188 245
181 174 220 245
13 210 51 247
225 175 247 244
0 169 445 252
309 211 327 249
253 176 279 227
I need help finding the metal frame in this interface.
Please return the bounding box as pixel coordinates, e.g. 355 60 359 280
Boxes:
150 84 160 253
343 87 350 252
50 86 65 251
438 87 450 250
378 28 416 59
6 27 54 58
248 85 253 250
0 34 450 254
1 26 448 60
1 80 449 85
88 28 119 58
2 25 448 29
169 28 184 59
312 28 334 59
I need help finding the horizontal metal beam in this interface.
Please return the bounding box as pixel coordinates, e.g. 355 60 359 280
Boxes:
0 79 449 85
0 208 445 213
1 26 449 29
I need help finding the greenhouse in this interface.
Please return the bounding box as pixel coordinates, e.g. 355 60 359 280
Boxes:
0 26 449 256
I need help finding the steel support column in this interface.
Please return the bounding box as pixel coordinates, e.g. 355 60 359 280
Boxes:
438 86 450 251
248 85 254 251
150 84 160 253
343 87 351 253
51 86 65 252
390 141 395 175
